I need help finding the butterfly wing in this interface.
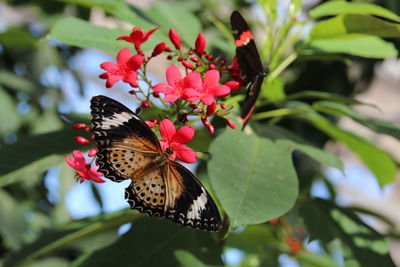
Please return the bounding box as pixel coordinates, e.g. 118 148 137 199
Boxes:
90 95 162 182
125 161 222 232
230 11 267 127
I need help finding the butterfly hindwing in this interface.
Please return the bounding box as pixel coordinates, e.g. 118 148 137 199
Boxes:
165 161 221 231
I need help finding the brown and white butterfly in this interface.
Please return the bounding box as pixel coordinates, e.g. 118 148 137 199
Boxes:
90 95 222 231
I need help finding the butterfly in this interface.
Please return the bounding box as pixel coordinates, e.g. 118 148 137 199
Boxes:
230 10 268 128
90 95 222 232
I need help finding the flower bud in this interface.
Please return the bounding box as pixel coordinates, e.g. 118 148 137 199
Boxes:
225 80 240 91
151 42 169 57
141 100 150 108
152 92 160 98
226 119 236 129
181 60 195 70
88 148 98 157
135 107 141 114
190 56 199 62
195 33 206 57
220 103 227 109
169 28 181 49
72 123 87 130
74 136 90 145
206 101 217 116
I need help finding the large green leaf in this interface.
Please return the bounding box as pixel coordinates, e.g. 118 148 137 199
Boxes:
310 0 400 23
73 218 223 267
48 17 162 55
257 125 343 171
208 128 298 229
3 209 139 267
296 108 397 186
313 101 400 140
294 251 342 267
0 126 87 187
304 34 398 59
0 71 36 93
311 14 400 39
144 2 201 47
311 198 395 267
0 27 37 48
286 90 373 106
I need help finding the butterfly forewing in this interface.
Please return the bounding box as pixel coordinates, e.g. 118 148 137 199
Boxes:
230 10 267 127
90 95 222 232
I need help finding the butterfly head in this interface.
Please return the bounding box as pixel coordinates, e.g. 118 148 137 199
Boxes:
165 147 174 156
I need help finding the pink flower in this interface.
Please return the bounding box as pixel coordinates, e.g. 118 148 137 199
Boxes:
183 70 230 105
64 150 105 183
159 119 197 163
195 33 206 56
169 28 181 49
117 27 158 55
153 65 201 103
99 48 143 88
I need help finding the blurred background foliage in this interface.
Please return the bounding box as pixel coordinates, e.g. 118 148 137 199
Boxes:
1 0 400 266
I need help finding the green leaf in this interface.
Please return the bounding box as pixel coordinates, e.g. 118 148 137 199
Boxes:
311 14 400 39
310 1 400 23
0 127 88 187
305 34 398 59
0 88 22 135
296 108 397 185
73 218 223 267
261 76 286 102
226 224 278 254
277 139 344 171
287 90 373 106
257 125 343 171
175 250 219 267
0 71 36 93
3 209 140 267
208 128 298 229
294 251 342 267
313 101 400 140
0 27 37 48
48 17 161 55
144 2 201 47
313 198 395 267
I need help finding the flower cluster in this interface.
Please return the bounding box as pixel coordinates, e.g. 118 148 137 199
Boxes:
65 123 104 183
66 26 241 183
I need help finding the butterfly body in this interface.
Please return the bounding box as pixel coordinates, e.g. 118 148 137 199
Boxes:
90 95 221 231
230 11 268 127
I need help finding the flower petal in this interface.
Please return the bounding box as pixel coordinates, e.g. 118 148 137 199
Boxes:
127 54 144 70
164 94 180 103
143 28 158 42
173 126 194 144
123 71 138 87
117 48 132 65
153 83 173 93
200 95 215 105
100 62 118 73
175 144 197 163
211 85 230 97
183 72 202 89
181 88 200 102
165 65 182 88
106 74 123 88
159 119 176 142
203 70 220 88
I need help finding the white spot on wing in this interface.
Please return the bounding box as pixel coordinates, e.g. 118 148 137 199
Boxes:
100 112 133 129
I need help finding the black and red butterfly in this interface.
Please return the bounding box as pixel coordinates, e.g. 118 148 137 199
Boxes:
90 95 221 231
230 10 268 128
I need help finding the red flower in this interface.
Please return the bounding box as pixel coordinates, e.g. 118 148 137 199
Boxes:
151 42 169 57
183 70 230 105
287 236 302 254
153 65 201 103
159 119 197 163
227 58 246 89
99 48 143 88
117 27 158 55
206 101 217 116
64 150 105 183
169 28 181 49
195 33 206 56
